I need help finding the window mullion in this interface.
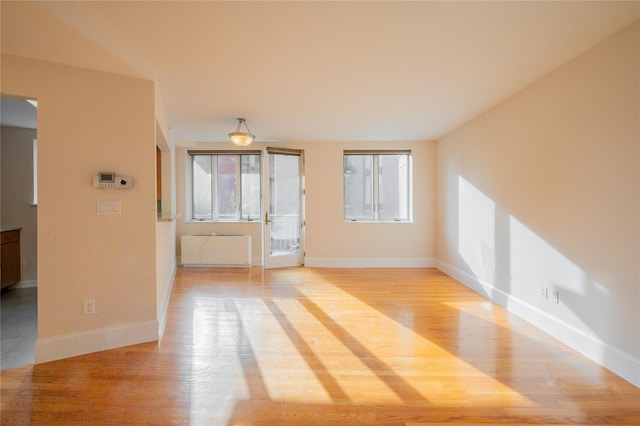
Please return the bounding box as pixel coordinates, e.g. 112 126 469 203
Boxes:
211 156 217 221
373 155 379 221
236 155 242 220
405 155 413 220
190 156 196 220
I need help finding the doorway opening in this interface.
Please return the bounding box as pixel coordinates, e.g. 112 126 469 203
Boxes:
0 95 38 370
263 147 305 269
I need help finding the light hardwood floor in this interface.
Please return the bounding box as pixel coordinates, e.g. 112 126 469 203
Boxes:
1 267 638 425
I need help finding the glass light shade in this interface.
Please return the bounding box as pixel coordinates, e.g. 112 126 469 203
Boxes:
229 132 254 146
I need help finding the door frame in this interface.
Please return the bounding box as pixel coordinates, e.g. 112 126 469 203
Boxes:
262 147 305 269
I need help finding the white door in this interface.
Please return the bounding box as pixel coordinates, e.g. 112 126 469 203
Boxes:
263 148 304 269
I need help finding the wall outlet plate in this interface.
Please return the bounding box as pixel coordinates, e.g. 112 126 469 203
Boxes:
541 286 548 299
83 299 95 315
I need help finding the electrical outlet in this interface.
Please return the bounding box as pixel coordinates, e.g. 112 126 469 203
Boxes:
552 290 559 304
83 299 95 315
540 286 548 299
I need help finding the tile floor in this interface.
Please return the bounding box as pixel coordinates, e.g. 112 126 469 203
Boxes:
1 287 37 370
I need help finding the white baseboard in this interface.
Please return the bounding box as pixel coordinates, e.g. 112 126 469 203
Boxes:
436 260 640 387
14 280 37 289
305 257 436 268
34 320 158 364
157 263 177 341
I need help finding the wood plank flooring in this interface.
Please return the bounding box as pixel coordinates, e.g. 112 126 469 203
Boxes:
1 267 638 424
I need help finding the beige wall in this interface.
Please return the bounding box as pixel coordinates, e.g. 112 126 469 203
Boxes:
176 140 436 267
436 22 639 377
1 125 38 282
1 54 158 360
304 141 435 264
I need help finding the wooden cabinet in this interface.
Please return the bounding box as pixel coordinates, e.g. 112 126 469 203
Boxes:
1 229 21 289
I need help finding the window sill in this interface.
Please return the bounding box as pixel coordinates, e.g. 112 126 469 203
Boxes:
343 220 413 224
186 220 262 224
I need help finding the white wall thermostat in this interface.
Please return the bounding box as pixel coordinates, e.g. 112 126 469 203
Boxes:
94 172 133 189
94 171 116 189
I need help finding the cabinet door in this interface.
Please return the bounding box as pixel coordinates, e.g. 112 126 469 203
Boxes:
1 240 21 288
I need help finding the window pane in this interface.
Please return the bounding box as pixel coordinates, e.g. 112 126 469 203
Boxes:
344 155 373 220
378 154 410 221
241 155 261 220
216 155 237 220
192 155 212 220
191 153 263 222
269 154 300 255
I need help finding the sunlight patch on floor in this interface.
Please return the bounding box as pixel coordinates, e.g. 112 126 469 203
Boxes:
294 274 536 407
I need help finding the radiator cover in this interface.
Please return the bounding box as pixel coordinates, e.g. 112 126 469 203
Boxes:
181 235 252 267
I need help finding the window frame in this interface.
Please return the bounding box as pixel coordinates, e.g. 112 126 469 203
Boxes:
343 150 412 223
32 139 38 205
188 150 262 222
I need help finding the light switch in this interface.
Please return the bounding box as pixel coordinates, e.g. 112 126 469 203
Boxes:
97 201 122 215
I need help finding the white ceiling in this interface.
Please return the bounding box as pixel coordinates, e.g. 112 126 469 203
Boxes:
1 1 638 144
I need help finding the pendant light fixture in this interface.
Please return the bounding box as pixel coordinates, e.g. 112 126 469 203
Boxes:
228 118 254 147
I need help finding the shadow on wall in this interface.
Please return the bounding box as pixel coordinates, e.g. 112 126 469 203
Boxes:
452 174 625 380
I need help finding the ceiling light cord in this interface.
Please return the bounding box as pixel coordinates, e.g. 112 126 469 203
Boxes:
236 118 252 135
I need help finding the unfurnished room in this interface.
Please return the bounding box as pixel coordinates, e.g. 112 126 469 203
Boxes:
0 1 638 424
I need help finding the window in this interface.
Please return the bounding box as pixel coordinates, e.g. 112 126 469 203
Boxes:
32 139 37 205
343 150 411 222
189 151 261 221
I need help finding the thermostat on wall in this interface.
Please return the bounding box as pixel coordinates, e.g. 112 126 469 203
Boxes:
94 172 116 189
93 172 133 189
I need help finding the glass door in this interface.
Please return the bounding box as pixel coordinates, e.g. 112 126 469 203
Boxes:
263 148 304 269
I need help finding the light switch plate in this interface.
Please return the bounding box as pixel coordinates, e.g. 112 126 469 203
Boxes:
97 201 122 215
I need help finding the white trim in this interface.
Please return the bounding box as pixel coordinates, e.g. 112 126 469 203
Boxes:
436 260 640 387
34 320 158 364
14 280 37 289
33 139 38 205
157 263 177 341
264 254 303 269
304 257 436 268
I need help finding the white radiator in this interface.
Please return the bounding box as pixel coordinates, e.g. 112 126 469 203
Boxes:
181 235 252 267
